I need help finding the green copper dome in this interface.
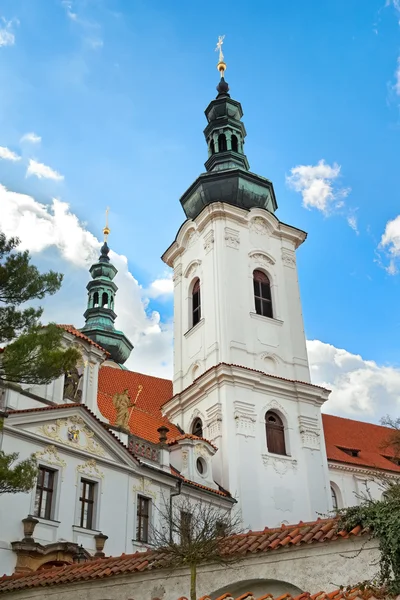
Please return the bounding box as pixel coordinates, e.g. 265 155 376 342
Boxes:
80 241 133 364
180 75 277 220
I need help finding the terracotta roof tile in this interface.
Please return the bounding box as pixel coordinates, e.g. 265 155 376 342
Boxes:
0 518 366 593
58 324 110 355
323 414 400 473
167 433 218 451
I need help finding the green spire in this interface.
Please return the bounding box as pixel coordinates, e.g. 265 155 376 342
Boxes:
80 234 133 365
179 39 278 220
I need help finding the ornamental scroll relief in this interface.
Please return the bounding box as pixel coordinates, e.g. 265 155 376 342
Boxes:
133 476 157 499
77 459 104 480
281 250 296 268
37 415 106 457
203 230 215 254
34 445 67 470
262 454 298 476
224 227 240 249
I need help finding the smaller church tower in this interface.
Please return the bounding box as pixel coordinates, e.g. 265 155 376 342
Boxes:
80 214 133 365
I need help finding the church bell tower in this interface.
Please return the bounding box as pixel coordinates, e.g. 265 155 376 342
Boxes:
80 215 133 365
162 40 332 529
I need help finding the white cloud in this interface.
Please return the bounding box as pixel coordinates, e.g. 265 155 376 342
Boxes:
0 146 20 161
0 17 17 47
378 214 400 274
0 183 173 377
61 0 78 21
26 159 64 181
347 214 359 234
307 340 400 420
146 275 174 299
394 57 400 96
21 132 41 144
286 159 350 215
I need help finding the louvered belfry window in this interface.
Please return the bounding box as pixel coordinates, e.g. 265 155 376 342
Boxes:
253 270 273 318
265 411 286 455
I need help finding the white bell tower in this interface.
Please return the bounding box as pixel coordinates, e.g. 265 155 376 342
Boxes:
162 49 332 529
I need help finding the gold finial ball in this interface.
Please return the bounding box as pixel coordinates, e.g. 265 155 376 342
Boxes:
103 226 110 237
217 61 226 76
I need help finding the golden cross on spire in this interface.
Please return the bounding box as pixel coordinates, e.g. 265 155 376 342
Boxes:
215 35 226 77
103 206 110 241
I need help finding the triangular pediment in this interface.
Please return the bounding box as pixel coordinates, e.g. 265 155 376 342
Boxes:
7 407 137 468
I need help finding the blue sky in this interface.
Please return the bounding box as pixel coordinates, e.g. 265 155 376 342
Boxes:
2 0 400 421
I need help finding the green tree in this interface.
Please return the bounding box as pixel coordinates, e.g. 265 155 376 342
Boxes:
337 416 400 595
0 232 80 384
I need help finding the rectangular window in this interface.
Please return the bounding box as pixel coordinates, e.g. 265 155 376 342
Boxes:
34 466 55 520
136 496 150 542
79 479 96 529
180 510 192 544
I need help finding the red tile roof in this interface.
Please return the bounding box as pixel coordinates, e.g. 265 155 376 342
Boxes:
323 414 400 473
97 366 180 444
170 466 230 497
167 433 218 451
0 518 366 594
202 591 385 600
58 324 110 355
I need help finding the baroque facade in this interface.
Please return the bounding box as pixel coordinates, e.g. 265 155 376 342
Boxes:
0 57 398 585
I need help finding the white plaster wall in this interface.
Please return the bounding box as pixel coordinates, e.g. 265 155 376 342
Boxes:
4 537 379 600
328 465 389 508
0 427 205 575
164 367 331 530
165 204 310 396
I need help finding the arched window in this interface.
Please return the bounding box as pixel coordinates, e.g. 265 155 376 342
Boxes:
101 292 108 308
331 486 338 511
231 134 238 152
210 139 215 155
218 133 227 152
265 411 286 455
253 270 273 318
93 291 99 308
192 418 203 437
192 278 201 327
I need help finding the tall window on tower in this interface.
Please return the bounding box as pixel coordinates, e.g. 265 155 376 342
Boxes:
253 270 273 318
265 411 286 455
192 418 203 437
191 278 201 327
231 134 239 152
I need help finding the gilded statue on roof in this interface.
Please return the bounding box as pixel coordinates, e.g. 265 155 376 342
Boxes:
112 388 135 431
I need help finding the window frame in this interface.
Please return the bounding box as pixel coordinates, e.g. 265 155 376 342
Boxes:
253 270 273 319
192 417 203 438
331 486 338 511
136 495 151 543
191 278 201 328
78 478 97 530
34 466 56 520
265 411 286 456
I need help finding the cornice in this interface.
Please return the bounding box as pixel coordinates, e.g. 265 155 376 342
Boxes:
161 203 308 267
328 460 400 479
163 363 330 419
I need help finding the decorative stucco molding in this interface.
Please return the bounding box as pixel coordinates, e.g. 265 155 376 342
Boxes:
203 230 215 254
234 401 257 438
133 476 157 499
298 416 320 450
224 227 240 249
281 249 296 268
249 251 275 267
37 416 105 457
173 264 183 285
249 216 271 236
262 453 298 475
77 458 104 480
184 260 202 279
185 229 198 249
34 445 67 469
